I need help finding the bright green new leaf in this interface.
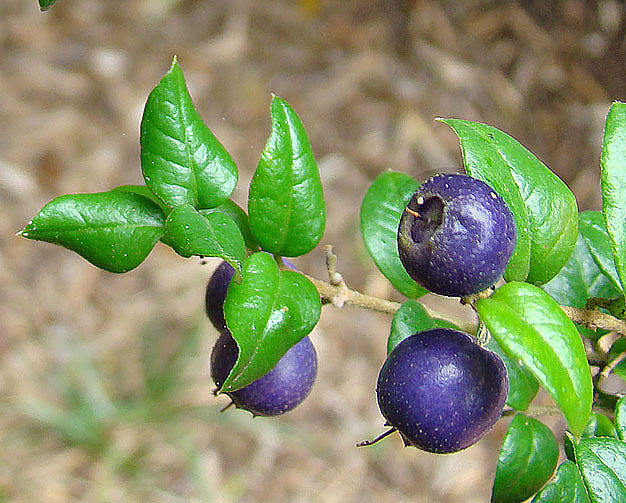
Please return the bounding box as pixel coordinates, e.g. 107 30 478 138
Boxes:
221 252 321 392
579 211 623 292
572 434 626 503
39 0 57 10
387 300 436 354
200 199 259 251
601 102 626 294
20 191 165 273
360 172 427 298
487 338 538 411
141 58 238 210
476 282 593 436
532 461 591 503
616 397 626 441
441 119 578 285
582 412 619 439
248 96 325 257
492 414 559 503
162 204 246 270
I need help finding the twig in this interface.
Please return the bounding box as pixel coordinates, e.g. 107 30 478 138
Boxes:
562 306 626 337
599 350 626 380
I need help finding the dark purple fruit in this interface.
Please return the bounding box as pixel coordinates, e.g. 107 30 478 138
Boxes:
376 328 508 453
210 331 317 416
397 173 515 297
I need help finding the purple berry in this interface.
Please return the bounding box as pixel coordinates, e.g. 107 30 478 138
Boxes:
210 331 317 416
376 328 508 453
397 173 516 297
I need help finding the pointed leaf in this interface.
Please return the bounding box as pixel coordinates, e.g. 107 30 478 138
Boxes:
360 172 427 298
199 199 259 251
20 191 165 273
248 96 325 257
476 282 593 436
39 0 57 11
579 211 623 292
141 58 238 209
582 412 619 439
601 102 626 294
532 461 591 503
492 414 559 503
573 435 626 503
441 119 578 285
616 397 626 441
162 204 246 270
221 252 321 391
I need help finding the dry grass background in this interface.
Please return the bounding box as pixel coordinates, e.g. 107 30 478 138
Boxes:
1 1 625 502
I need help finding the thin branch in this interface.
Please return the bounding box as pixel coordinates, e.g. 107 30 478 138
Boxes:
561 306 626 336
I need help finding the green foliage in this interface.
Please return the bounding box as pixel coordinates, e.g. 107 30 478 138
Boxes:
221 252 321 392
200 199 260 251
532 461 590 503
360 172 427 298
248 96 325 257
39 0 57 10
492 414 559 503
441 118 578 285
582 412 619 439
616 397 626 441
476 282 593 436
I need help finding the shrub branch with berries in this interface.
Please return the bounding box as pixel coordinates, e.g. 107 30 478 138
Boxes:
19 57 626 503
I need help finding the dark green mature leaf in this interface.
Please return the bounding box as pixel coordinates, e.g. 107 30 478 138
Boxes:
387 300 435 354
248 96 325 257
200 199 259 251
162 204 246 270
360 172 427 298
579 211 623 292
39 0 57 11
582 412 619 439
20 191 165 273
476 282 593 436
492 414 559 503
601 102 626 294
221 252 321 391
141 58 237 210
573 435 626 503
532 461 591 503
487 338 539 411
441 119 578 285
616 397 626 441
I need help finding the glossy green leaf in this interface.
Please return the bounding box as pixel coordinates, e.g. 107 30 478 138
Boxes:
387 300 436 354
579 211 623 292
441 118 578 285
360 172 427 298
39 0 57 10
615 397 626 441
487 338 539 411
112 184 168 213
476 282 593 436
163 204 246 270
140 58 237 210
601 102 626 294
573 435 626 503
248 96 325 257
221 252 321 392
582 412 619 439
532 461 591 503
20 191 165 273
492 414 559 503
200 199 259 251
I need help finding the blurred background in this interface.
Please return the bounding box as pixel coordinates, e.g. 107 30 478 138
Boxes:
1 1 625 502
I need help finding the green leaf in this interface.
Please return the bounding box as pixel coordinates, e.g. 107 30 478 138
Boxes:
572 434 626 503
387 300 436 354
248 96 325 257
360 172 427 298
112 184 168 213
492 414 559 503
487 338 539 411
199 199 259 251
162 204 246 270
20 191 165 273
476 282 593 436
532 461 591 503
221 252 321 391
579 211 623 292
582 412 619 439
441 118 578 285
39 0 57 10
140 58 238 210
616 397 626 441
601 102 626 295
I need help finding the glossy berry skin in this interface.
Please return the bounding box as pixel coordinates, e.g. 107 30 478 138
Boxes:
376 328 508 453
211 331 317 416
397 173 515 297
